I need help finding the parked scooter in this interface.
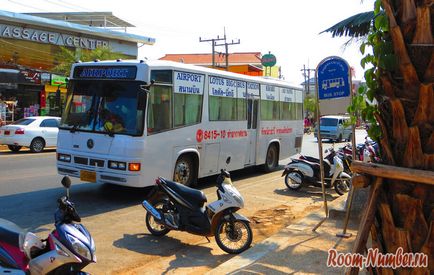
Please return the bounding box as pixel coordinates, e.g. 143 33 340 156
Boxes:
282 147 351 195
142 157 253 254
338 136 380 163
0 176 96 274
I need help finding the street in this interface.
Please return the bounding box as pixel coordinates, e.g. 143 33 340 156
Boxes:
0 130 367 274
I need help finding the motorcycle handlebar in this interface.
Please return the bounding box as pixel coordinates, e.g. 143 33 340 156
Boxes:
56 196 81 224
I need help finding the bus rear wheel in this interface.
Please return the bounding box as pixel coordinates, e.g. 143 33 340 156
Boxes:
263 144 278 172
173 156 196 187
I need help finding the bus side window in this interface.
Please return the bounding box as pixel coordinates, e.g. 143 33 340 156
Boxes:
147 85 172 134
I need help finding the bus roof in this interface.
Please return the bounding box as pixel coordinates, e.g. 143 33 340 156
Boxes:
71 59 303 89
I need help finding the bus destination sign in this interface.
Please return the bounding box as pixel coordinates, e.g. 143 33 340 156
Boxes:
73 66 137 80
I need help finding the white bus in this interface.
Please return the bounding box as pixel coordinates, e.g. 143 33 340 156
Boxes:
56 60 304 187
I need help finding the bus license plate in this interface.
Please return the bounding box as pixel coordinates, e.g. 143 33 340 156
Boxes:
80 170 96 182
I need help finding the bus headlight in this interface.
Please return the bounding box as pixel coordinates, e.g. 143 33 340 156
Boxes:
57 153 71 162
108 160 127 170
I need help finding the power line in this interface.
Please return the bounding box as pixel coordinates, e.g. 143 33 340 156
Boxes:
42 0 85 12
6 0 45 11
58 0 94 12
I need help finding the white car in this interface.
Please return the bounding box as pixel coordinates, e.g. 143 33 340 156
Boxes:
0 116 61 153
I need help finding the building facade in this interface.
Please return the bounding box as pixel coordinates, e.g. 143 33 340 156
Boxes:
0 10 154 123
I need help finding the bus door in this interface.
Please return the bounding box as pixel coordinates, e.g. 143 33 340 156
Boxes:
246 95 259 165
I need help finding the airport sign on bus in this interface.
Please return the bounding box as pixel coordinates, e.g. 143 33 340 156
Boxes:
317 56 351 100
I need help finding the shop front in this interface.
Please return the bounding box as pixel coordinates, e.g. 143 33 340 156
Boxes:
0 67 44 123
42 74 67 117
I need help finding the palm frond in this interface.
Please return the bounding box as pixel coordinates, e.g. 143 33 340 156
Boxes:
320 11 377 38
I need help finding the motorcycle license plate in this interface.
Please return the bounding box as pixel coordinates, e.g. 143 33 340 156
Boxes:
80 170 96 182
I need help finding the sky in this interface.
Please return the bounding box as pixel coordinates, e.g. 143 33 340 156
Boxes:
2 0 374 85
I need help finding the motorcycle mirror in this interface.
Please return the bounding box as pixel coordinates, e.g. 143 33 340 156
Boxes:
226 156 231 165
61 176 71 198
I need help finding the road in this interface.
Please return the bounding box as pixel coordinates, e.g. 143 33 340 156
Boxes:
0 130 367 274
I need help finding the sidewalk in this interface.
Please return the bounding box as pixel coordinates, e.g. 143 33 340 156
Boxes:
207 194 361 275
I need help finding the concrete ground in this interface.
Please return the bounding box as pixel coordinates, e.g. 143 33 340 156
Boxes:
207 194 363 275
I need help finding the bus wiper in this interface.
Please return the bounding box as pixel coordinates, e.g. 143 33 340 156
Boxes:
104 126 115 137
70 123 79 133
107 129 115 137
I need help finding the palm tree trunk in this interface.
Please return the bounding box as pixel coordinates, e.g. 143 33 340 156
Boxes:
368 0 434 273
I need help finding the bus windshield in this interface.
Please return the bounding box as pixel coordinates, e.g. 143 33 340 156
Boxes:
60 80 145 136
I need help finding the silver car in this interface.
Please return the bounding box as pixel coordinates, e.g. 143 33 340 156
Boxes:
0 116 60 152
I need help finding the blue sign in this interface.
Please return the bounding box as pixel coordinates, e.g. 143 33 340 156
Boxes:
317 57 351 100
73 66 137 79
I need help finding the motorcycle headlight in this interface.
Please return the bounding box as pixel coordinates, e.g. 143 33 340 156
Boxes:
66 234 92 261
227 189 244 207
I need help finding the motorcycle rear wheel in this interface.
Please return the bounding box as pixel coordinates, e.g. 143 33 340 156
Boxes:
145 200 171 236
284 171 303 190
215 218 252 254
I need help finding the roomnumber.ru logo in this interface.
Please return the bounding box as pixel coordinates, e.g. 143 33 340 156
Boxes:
327 248 428 269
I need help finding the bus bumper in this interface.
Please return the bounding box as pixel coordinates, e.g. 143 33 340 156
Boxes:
57 164 150 188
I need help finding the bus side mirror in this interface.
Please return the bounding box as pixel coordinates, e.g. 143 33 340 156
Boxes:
140 80 155 93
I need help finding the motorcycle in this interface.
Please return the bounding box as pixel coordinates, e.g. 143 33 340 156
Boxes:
299 149 353 176
282 147 351 196
0 176 96 274
338 136 380 163
142 157 253 254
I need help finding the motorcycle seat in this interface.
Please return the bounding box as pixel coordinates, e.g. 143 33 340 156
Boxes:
0 219 25 247
292 159 331 178
164 179 207 207
294 158 321 168
300 155 320 163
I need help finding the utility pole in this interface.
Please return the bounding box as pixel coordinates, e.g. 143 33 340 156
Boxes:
200 29 240 70
199 35 225 68
300 65 316 95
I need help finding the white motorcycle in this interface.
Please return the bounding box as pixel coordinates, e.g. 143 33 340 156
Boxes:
281 148 351 196
142 157 253 254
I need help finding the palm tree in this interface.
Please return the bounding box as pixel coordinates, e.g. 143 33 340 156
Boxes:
52 46 129 76
324 1 433 274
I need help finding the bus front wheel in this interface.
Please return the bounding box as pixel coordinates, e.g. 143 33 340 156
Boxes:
173 155 196 187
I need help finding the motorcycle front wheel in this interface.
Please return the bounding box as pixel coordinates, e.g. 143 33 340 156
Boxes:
145 200 171 236
215 218 252 254
334 177 350 196
284 171 303 190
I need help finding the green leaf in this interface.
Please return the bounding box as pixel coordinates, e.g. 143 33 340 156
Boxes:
374 0 382 14
360 43 366 55
378 54 397 70
375 14 389 31
367 89 375 102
